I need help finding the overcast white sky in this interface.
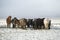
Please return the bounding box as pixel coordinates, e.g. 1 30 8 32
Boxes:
0 0 60 18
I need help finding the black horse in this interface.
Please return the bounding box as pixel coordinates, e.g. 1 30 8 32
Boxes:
27 19 34 28
33 18 45 29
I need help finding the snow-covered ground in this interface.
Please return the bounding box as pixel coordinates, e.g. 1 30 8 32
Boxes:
0 19 60 40
0 19 7 27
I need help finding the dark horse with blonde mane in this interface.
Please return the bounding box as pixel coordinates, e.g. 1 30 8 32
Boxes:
6 16 12 28
11 17 20 28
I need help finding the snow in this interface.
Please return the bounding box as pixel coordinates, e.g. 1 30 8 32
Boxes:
0 19 60 40
0 27 60 40
0 19 7 27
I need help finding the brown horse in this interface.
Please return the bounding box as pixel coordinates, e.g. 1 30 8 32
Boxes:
6 16 12 28
19 18 27 29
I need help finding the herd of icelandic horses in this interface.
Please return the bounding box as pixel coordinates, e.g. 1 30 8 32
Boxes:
6 16 51 29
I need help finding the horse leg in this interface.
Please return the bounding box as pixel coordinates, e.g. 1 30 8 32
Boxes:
27 24 29 28
48 22 51 29
48 24 50 29
18 24 20 28
13 24 16 28
41 25 45 29
33 25 37 29
23 26 26 29
43 25 45 29
7 24 10 28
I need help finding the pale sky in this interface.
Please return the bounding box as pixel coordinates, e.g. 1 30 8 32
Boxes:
0 0 60 18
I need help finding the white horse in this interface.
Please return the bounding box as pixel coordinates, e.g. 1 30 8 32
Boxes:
44 18 51 29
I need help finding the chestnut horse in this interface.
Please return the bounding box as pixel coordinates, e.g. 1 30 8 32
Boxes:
6 16 12 28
